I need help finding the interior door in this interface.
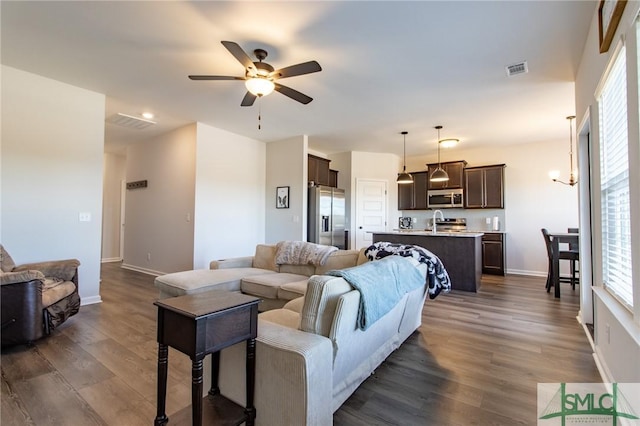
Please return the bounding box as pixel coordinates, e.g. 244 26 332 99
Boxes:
355 179 387 250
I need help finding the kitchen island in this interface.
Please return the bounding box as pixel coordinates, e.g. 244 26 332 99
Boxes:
373 231 483 292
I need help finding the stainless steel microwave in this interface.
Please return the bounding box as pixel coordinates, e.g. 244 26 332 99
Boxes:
427 188 464 209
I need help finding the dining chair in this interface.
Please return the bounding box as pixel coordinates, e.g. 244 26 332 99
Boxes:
541 228 579 293
567 227 579 289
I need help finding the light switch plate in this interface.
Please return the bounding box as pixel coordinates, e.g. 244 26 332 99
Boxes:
79 212 91 222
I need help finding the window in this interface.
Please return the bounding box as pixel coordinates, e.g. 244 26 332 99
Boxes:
597 44 633 308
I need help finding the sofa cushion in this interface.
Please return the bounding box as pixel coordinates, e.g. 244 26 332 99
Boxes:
155 268 275 297
315 250 360 275
278 280 309 301
241 273 309 299
300 275 353 337
259 308 301 329
279 263 315 277
42 279 76 308
0 245 16 272
283 296 305 313
253 245 278 272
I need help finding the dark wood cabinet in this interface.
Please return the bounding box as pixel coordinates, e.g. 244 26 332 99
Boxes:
464 164 505 209
308 154 332 187
427 161 467 189
398 171 427 210
328 169 338 188
482 233 505 275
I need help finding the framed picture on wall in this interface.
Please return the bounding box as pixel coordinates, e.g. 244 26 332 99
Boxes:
276 186 289 209
598 0 627 53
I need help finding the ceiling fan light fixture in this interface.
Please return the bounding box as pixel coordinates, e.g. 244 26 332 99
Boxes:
245 77 275 97
439 138 459 148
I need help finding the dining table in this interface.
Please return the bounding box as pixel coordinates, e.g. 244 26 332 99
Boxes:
548 232 579 298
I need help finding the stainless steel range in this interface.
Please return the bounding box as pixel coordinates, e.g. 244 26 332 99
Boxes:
429 217 467 232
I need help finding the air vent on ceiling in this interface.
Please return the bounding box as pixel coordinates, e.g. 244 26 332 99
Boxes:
106 113 156 129
506 61 528 77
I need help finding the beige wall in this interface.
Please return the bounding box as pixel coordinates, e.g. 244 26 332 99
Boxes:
265 136 307 244
193 123 266 268
1 66 105 304
102 152 126 261
123 124 196 274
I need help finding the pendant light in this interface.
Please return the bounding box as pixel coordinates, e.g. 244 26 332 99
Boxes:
550 115 578 186
397 131 414 184
430 126 449 182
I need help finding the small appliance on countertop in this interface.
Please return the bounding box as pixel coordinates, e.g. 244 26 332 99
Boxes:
399 217 413 230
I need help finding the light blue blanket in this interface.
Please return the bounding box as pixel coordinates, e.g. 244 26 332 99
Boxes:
327 256 425 330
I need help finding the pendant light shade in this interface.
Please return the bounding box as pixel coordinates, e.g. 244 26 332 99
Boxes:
429 167 449 182
430 126 450 182
397 131 414 184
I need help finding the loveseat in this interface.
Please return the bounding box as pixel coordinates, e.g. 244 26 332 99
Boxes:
155 242 367 311
211 255 430 425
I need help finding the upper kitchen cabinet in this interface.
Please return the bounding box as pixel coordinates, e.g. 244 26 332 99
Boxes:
464 164 505 209
427 160 467 189
308 154 333 187
398 171 428 210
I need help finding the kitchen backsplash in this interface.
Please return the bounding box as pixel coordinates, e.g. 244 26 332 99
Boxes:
400 208 506 231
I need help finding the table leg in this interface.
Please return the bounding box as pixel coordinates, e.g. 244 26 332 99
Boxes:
208 351 220 396
552 237 560 298
192 358 203 426
245 338 257 426
154 343 169 425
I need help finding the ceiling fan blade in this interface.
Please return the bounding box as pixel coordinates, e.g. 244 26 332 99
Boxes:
274 83 313 104
221 40 256 74
270 61 322 79
241 91 257 107
188 75 245 80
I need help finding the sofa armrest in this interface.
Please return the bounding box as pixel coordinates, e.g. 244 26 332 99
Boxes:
1 279 45 346
218 320 334 426
1 270 45 286
210 256 254 270
13 259 80 281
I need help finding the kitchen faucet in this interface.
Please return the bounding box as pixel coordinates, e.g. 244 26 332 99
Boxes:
432 210 444 234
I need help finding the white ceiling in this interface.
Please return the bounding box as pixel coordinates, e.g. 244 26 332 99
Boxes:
1 1 595 157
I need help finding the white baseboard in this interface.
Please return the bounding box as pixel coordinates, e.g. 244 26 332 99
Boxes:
505 268 547 277
121 263 165 277
81 295 102 306
101 257 122 263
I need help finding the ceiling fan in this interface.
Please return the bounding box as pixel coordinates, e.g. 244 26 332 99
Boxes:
189 41 322 107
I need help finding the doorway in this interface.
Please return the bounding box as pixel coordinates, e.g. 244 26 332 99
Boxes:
354 179 387 250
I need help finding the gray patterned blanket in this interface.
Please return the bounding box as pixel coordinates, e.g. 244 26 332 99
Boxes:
275 241 338 266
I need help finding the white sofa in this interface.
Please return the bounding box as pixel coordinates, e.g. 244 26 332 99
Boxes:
155 243 366 311
212 261 429 425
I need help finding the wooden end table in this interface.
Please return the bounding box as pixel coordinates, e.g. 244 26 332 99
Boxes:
153 291 260 426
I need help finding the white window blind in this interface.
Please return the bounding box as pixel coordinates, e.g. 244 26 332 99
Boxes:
598 44 633 309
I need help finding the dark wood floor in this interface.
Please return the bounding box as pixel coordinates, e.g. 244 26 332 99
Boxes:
2 263 600 425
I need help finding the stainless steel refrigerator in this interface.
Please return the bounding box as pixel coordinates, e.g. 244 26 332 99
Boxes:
308 185 346 249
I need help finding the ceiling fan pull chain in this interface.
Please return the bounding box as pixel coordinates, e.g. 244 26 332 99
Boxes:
258 97 262 130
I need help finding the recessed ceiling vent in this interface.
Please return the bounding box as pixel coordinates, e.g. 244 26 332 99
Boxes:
106 113 156 129
506 61 528 77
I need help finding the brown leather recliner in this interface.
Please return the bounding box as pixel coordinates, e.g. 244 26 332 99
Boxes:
1 245 80 347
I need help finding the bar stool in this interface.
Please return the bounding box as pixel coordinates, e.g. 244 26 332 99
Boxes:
541 228 579 293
